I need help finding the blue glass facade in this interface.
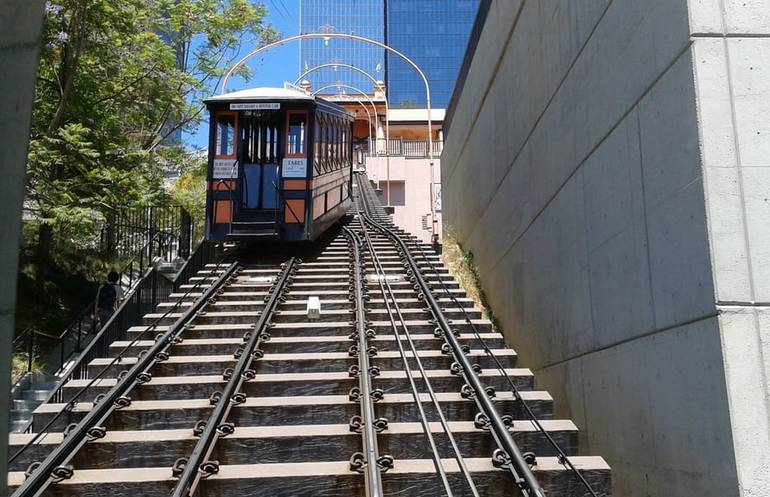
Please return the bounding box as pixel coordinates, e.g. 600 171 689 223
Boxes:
298 0 479 108
385 0 480 109
299 1 385 94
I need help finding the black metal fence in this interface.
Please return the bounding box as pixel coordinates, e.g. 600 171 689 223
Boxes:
100 205 193 260
34 238 216 407
10 205 212 435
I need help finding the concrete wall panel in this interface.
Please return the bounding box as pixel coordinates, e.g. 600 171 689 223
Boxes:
441 0 770 494
537 317 737 497
693 38 751 302
728 38 770 168
719 306 770 497
582 112 656 350
637 49 715 328
722 0 770 33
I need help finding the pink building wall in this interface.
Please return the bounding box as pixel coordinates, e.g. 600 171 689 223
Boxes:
365 156 442 242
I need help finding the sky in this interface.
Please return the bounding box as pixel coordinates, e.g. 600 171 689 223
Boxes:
183 0 301 149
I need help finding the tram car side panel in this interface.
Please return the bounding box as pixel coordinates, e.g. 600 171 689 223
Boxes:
203 88 353 242
308 106 354 239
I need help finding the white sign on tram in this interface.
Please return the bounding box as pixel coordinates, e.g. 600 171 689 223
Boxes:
282 158 307 178
213 159 238 179
229 103 281 110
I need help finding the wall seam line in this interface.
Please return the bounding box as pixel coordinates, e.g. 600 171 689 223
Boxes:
720 6 757 303
636 107 658 331
534 310 720 372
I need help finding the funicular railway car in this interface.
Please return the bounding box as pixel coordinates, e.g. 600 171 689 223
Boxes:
204 87 354 241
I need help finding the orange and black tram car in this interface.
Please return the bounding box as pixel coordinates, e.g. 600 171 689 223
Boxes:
203 87 354 242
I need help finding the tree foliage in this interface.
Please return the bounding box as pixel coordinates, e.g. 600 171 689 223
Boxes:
25 0 276 292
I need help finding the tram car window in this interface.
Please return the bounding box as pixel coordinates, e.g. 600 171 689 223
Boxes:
203 87 354 242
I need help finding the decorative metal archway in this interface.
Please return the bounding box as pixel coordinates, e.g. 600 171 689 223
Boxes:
222 33 438 241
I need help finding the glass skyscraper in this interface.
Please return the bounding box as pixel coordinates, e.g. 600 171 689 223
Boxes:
385 0 480 108
299 0 479 109
299 1 386 94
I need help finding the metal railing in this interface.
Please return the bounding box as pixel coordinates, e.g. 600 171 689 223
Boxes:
173 240 216 292
364 138 444 158
100 205 193 259
12 230 181 389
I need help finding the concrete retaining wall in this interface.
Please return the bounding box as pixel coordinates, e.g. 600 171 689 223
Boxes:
0 0 46 491
441 1 770 495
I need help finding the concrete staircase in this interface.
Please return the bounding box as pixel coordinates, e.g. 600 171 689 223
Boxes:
9 226 611 495
8 373 57 434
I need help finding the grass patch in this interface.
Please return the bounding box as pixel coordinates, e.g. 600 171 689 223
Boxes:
441 234 502 332
11 353 41 384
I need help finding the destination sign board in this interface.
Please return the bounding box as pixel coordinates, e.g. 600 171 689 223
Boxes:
230 103 281 110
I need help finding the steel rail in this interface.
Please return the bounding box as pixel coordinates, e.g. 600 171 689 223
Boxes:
354 174 547 497
411 244 602 497
11 262 241 497
171 258 298 497
343 226 387 497
10 253 238 465
357 216 479 497
353 217 452 494
353 176 479 494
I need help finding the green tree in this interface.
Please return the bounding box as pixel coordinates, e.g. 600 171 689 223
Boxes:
26 0 276 292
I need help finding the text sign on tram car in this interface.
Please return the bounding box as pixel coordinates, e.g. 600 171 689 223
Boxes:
213 159 238 179
282 158 307 178
229 102 281 110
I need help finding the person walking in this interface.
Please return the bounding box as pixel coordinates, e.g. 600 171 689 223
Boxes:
94 271 124 330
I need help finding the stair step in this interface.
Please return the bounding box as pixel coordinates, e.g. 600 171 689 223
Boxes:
87 349 517 377
59 368 534 402
127 319 493 339
158 297 475 311
8 457 611 497
141 307 482 326
108 333 505 356
33 391 554 431
9 420 578 471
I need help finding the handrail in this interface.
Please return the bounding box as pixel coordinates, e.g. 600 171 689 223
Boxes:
172 240 216 292
355 173 547 497
170 258 297 496
11 261 240 496
12 224 188 391
10 246 233 466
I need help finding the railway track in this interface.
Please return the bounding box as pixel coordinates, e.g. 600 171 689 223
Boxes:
7 173 611 496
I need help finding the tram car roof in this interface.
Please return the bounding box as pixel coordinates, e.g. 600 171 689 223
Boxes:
204 86 350 115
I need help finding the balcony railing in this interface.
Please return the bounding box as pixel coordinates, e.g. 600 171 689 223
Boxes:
363 138 443 158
